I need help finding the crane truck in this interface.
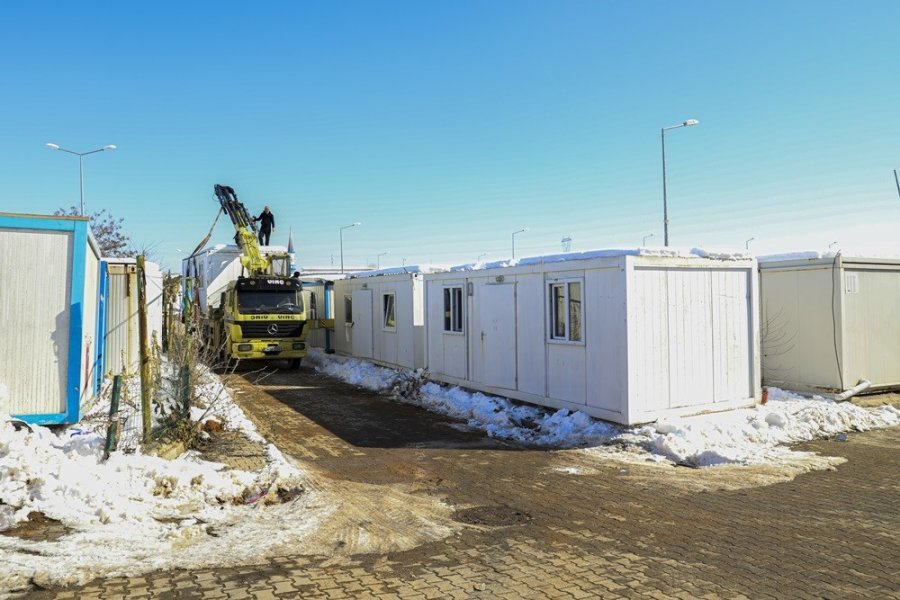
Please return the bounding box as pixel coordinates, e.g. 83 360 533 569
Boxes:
193 184 307 368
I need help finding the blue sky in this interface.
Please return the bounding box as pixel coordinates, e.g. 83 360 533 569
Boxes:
2 1 899 270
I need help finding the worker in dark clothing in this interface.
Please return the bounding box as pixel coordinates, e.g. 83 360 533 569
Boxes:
253 206 275 245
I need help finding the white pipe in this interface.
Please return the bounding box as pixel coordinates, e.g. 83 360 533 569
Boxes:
834 379 871 402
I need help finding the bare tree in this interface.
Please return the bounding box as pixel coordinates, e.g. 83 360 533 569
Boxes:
55 206 132 257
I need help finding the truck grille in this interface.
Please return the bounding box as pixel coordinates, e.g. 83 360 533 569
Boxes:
238 321 304 338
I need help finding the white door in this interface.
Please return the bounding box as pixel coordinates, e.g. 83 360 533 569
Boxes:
471 283 517 389
351 289 373 359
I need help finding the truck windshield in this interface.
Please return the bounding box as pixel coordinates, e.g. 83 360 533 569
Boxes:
237 290 303 314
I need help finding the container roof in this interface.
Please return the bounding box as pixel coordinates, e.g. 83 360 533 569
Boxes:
449 247 752 272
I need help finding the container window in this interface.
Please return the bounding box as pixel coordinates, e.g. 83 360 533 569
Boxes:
383 293 396 329
549 279 583 343
443 286 464 333
344 295 352 322
568 281 582 342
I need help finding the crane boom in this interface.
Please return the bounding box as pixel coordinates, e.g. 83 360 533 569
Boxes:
214 184 272 276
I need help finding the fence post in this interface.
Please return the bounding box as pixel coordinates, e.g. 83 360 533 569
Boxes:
137 254 151 444
103 375 122 460
181 276 194 415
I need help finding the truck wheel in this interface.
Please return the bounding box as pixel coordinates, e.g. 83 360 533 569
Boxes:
289 358 302 370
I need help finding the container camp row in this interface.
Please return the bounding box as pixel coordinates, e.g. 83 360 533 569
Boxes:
328 250 900 425
0 212 163 425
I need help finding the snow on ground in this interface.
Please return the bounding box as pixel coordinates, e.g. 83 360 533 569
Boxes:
0 361 328 595
306 349 900 468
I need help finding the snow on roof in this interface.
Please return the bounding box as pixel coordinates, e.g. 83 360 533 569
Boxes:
450 247 752 272
349 265 450 278
758 250 900 265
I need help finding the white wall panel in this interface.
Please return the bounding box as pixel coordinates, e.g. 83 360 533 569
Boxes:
516 275 546 397
0 229 72 415
585 267 627 414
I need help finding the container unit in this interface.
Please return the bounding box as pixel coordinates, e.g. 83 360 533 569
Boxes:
425 251 760 425
333 269 426 370
759 254 900 395
102 258 164 376
182 244 293 312
299 278 335 350
0 212 102 424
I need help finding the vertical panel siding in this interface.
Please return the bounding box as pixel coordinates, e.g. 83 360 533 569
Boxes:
0 229 72 415
105 267 138 375
516 275 546 397
841 268 900 387
629 268 670 414
711 270 752 401
667 269 715 408
759 267 841 390
585 266 627 414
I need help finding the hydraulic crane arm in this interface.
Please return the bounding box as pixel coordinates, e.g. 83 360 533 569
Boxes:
214 184 270 276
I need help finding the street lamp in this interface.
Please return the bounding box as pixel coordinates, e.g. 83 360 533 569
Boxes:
642 233 655 246
376 251 389 269
745 237 755 250
661 119 699 246
46 142 117 216
339 222 361 274
477 252 487 263
511 228 528 260
828 241 839 251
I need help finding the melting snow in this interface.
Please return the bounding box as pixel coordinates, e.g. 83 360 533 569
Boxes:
0 362 322 594
306 349 900 468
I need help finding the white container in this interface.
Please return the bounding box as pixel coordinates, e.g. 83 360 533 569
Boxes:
425 250 760 425
102 258 164 376
759 254 900 394
0 212 102 424
333 269 426 370
182 244 293 312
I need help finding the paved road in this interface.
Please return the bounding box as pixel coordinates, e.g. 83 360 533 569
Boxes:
34 367 900 599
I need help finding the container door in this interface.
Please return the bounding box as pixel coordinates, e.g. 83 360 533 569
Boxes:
351 289 373 359
471 283 516 389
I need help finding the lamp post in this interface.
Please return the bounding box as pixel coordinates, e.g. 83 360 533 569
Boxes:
745 237 755 250
477 252 487 263
376 251 389 269
339 222 361 274
46 143 117 216
511 228 528 260
642 233 655 246
661 119 699 246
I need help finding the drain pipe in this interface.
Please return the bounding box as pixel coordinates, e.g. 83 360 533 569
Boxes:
833 379 871 402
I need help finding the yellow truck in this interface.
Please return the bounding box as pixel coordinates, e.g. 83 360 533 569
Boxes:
186 184 307 368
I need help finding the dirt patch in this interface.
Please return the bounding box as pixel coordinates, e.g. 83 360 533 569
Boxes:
453 506 532 527
0 512 70 542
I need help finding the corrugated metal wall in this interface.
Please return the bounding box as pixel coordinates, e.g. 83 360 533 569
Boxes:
0 228 73 415
105 263 138 375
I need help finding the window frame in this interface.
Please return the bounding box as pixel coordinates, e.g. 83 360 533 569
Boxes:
547 277 584 345
442 286 465 334
382 292 397 330
344 294 353 324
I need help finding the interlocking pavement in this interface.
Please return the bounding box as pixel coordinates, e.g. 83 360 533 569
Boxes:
27 369 900 599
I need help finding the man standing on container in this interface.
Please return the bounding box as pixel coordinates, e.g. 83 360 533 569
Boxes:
253 206 275 246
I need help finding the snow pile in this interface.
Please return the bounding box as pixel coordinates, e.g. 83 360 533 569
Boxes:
307 350 900 467
349 264 449 278
450 247 752 272
0 364 323 594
